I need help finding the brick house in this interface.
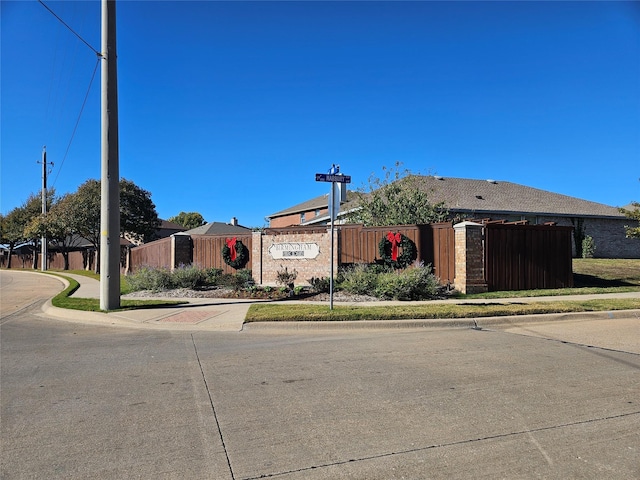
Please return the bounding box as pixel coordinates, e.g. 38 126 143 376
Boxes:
267 176 639 258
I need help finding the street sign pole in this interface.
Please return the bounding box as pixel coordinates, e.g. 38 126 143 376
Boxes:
329 181 335 310
316 165 351 311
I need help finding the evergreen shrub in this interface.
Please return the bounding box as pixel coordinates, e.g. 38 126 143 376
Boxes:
172 264 207 289
127 266 174 292
339 262 439 300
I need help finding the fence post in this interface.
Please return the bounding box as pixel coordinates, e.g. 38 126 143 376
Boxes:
453 221 488 294
171 234 192 270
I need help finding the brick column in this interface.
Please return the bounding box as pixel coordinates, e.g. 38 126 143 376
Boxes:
453 222 488 294
171 234 192 270
251 231 263 285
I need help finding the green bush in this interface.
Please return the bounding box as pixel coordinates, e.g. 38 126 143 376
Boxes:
582 235 596 258
308 276 330 293
128 265 254 291
172 264 207 289
339 264 384 295
374 264 439 300
339 262 439 300
235 269 254 286
276 266 297 289
127 266 174 292
205 268 224 285
218 269 254 290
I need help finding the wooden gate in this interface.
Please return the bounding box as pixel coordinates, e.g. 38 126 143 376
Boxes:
484 223 573 291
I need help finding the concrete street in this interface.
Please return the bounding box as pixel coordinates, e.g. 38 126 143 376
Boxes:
1 270 639 479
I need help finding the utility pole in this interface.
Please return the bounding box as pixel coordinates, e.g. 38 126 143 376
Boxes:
100 0 120 310
38 146 52 271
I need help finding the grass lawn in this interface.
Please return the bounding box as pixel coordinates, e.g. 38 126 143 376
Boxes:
247 258 640 322
572 258 640 287
245 298 640 322
458 258 640 299
46 271 184 312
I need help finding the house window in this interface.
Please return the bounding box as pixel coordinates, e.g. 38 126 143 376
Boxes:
300 213 306 223
315 209 320 217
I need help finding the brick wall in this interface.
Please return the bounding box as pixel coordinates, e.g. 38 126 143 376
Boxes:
252 228 337 286
268 213 301 228
269 207 330 228
538 216 640 258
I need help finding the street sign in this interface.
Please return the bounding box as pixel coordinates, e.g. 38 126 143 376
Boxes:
316 167 350 311
315 173 351 183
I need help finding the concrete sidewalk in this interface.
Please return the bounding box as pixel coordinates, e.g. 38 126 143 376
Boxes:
36 272 640 332
42 273 257 332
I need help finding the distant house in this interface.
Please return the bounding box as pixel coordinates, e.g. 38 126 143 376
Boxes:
267 176 639 258
154 220 187 239
183 217 252 235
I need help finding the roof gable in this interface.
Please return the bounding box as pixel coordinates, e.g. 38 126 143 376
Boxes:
268 194 329 218
184 221 252 235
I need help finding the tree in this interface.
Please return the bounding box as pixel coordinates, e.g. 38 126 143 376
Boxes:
119 178 160 243
0 208 27 269
9 190 55 269
620 202 640 238
66 178 160 271
71 179 102 259
346 163 449 226
168 211 206 230
33 193 85 270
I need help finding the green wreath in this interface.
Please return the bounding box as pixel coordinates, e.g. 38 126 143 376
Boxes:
222 238 249 269
378 232 417 269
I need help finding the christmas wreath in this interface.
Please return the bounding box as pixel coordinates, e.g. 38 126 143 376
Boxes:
222 237 249 269
379 232 417 269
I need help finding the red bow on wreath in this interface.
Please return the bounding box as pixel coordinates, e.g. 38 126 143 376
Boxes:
225 237 237 261
386 232 402 261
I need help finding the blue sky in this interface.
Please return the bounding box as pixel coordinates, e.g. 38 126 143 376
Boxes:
2 1 639 228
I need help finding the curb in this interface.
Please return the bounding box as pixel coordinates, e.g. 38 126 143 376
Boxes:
41 301 146 328
242 309 640 332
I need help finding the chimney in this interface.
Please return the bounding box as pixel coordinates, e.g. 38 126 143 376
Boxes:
230 217 238 226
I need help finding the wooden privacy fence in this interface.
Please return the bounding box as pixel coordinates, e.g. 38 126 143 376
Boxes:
1 248 110 272
338 223 456 284
484 223 574 291
129 234 253 275
130 237 172 270
120 221 574 292
48 250 95 271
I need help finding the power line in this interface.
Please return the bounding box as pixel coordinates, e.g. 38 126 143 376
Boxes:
38 0 101 58
51 57 101 190
38 0 102 189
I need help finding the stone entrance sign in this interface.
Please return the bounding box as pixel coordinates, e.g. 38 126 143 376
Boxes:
269 242 320 260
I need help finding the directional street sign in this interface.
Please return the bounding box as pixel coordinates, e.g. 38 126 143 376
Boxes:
315 173 351 183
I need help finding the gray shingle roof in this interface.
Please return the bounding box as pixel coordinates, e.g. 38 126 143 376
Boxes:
268 194 330 218
159 219 186 230
417 176 622 218
270 176 624 221
184 222 252 235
